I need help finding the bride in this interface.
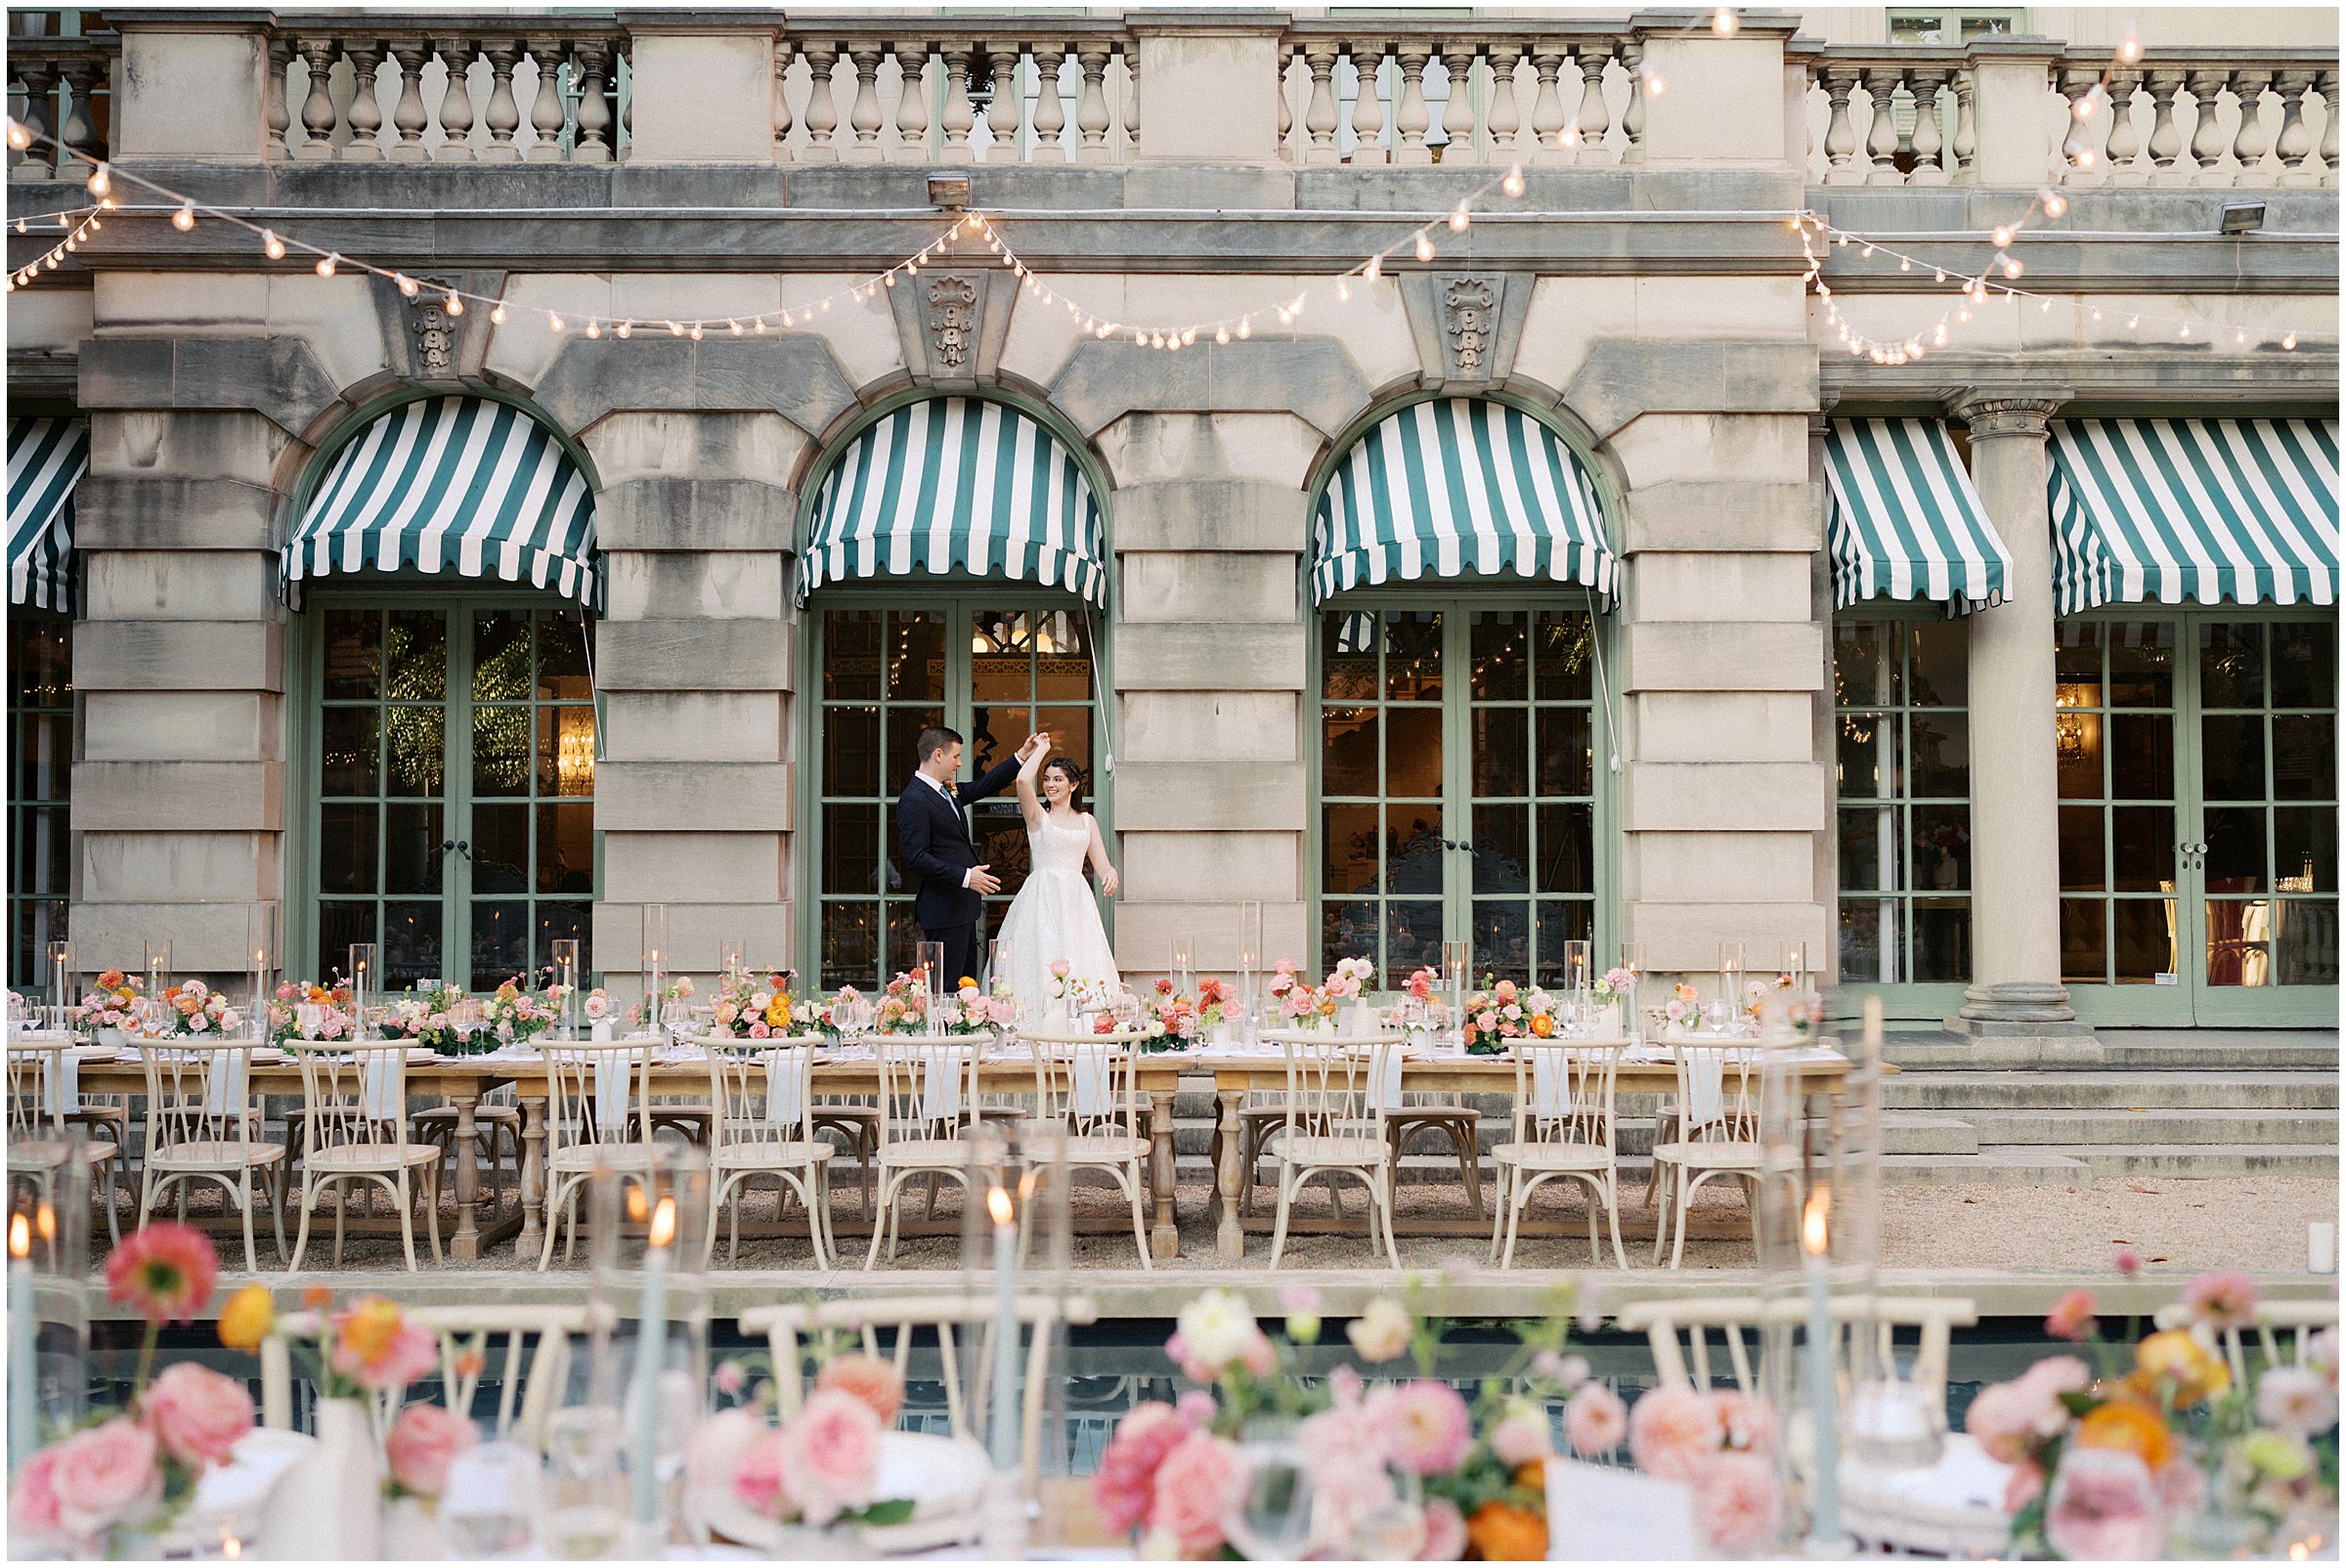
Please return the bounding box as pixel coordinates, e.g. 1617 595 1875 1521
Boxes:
992 733 1121 1013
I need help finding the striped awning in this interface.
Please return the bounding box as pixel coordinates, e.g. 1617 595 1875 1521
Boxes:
9 417 85 611
284 396 600 606
1312 399 1615 604
797 397 1108 606
1824 417 2014 612
2049 417 2339 614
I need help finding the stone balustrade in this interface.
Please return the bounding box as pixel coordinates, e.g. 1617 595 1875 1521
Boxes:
7 31 115 182
2052 48 2338 189
1803 48 1972 187
1275 21 1643 167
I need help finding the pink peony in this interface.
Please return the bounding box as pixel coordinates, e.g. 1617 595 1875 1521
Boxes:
689 1408 766 1510
1709 1389 1776 1456
2045 1287 2098 1342
714 1360 746 1399
141 1362 255 1468
1148 1429 1238 1556
1418 1496 1468 1560
2181 1269 2259 1331
1174 1390 1218 1429
1691 1451 1780 1555
815 1353 907 1424
47 1418 163 1542
1093 1402 1191 1536
732 1428 795 1520
105 1222 219 1328
384 1403 477 1497
1375 1381 1473 1476
10 1444 63 1536
1566 1383 1629 1459
2112 1246 2143 1276
2045 1448 2166 1562
2255 1366 2339 1439
1489 1409 1553 1467
1962 1380 2037 1465
779 1388 883 1526
1628 1383 1715 1483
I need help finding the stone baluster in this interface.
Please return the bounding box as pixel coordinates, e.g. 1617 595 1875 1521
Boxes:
1121 42 1137 157
385 39 431 161
1350 43 1388 163
771 40 795 161
2059 67 2106 184
2187 69 2231 185
1297 44 1336 164
1821 66 1862 184
1438 46 1477 162
2146 67 2189 185
2319 69 2339 187
1487 44 1523 164
889 43 928 161
434 39 476 161
1030 44 1067 162
62 64 104 168
1275 44 1293 156
840 45 882 162
525 40 567 161
1574 41 1612 163
9 65 54 180
1527 47 1566 164
2103 69 2143 184
265 37 293 160
2228 68 2273 183
345 43 386 160
1390 48 1430 163
1864 65 1906 183
1950 68 1977 181
2275 68 2320 185
479 43 521 161
1074 47 1110 161
939 46 976 160
1910 68 1948 185
574 43 615 163
985 44 1022 162
801 45 841 161
1619 39 1645 165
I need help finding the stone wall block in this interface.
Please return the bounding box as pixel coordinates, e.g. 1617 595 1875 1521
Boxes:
1563 341 1818 443
1120 691 1297 762
595 761 795 832
1112 480 1310 552
1623 762 1827 833
620 28 779 163
1113 623 1304 692
601 692 784 762
1632 692 1814 762
534 337 858 442
1630 553 1814 619
113 26 269 159
1626 900 1832 974
1053 340 1370 441
84 693 275 762
1629 832 1817 904
1094 413 1325 489
66 901 282 974
81 832 276 903
78 338 339 439
595 619 796 691
580 411 810 488
1122 832 1298 902
1625 481 1822 553
594 477 794 552
85 408 289 487
84 552 281 622
73 475 275 551
1114 761 1305 833
74 762 284 832
589 901 792 982
1119 552 1299 624
1621 622 1825 694
603 550 788 623
1112 900 1310 977
75 622 285 693
602 833 786 903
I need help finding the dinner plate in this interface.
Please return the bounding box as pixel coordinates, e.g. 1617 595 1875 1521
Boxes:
700 1430 987 1555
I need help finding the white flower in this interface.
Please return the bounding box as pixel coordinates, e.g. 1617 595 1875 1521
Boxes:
749 991 773 1013
1345 1298 1412 1364
1176 1289 1258 1373
2255 1366 2339 1438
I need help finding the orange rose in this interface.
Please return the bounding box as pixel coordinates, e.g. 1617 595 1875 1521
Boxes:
2074 1400 2175 1472
1512 1459 1547 1491
2136 1328 2230 1405
1529 1014 1554 1038
1467 1501 1547 1561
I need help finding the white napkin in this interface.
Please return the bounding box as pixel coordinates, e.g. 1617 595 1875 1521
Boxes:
41 1051 78 1116
1069 1048 1112 1119
594 1052 634 1138
202 1050 249 1120
1543 1459 1697 1560
1531 1054 1572 1120
361 1056 403 1122
1368 1043 1404 1111
762 1050 806 1128
1684 1050 1726 1132
918 1048 967 1124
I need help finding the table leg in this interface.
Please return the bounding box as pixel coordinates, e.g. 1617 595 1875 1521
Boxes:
1148 1093 1180 1262
448 1089 482 1261
1214 1085 1245 1263
514 1095 547 1264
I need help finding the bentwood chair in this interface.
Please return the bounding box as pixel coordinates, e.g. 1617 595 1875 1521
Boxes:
137 1042 287 1271
1648 1039 1770 1269
1021 1030 1152 1269
865 1035 997 1269
7 1043 121 1243
2210 1298 2340 1386
285 1040 446 1272
1490 1040 1626 1271
703 1035 836 1269
1262 1030 1402 1270
262 1303 587 1452
537 1039 663 1271
1617 1294 1977 1411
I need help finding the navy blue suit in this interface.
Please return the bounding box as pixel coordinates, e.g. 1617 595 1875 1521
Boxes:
897 756 1021 987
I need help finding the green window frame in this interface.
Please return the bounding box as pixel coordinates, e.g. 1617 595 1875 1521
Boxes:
7 610 71 989
802 593 1108 990
290 591 599 992
1311 596 1614 989
1832 611 1975 1019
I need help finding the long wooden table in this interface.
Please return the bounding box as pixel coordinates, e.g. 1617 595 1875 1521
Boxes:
68 1041 1865 1267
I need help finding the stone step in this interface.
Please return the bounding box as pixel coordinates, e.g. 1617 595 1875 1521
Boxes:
1880 1110 1980 1155
1885 1070 2339 1111
1883 1029 2340 1072
1960 1107 2338 1147
1881 1150 2092 1185
2055 1143 2342 1179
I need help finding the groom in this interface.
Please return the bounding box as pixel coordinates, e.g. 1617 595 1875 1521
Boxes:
898 724 1044 990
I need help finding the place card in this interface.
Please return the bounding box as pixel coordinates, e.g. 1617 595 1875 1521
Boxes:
1542 1458 1698 1561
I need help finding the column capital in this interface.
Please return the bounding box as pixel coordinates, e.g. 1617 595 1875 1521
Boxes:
1945 393 2069 436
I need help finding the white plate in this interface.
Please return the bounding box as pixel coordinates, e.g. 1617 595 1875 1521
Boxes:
701 1430 987 1555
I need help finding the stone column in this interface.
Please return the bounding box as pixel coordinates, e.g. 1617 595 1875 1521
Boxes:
1947 394 2085 1033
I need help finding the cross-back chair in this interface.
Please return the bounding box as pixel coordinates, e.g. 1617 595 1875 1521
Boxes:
2218 1298 2340 1387
536 1039 663 1270
137 1041 286 1270
1649 1039 1771 1269
1491 1040 1626 1270
1262 1030 1402 1269
1021 1030 1152 1269
1615 1294 1978 1413
285 1040 445 1272
262 1302 587 1450
7 1043 120 1244
864 1035 997 1269
703 1034 836 1269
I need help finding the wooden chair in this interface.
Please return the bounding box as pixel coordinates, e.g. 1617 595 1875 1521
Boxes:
1490 1040 1626 1271
285 1040 445 1272
537 1039 664 1271
864 1035 998 1269
1261 1030 1402 1270
740 1291 1098 1487
2218 1298 2340 1386
1616 1293 1977 1412
7 1043 120 1243
262 1303 587 1451
1648 1039 1769 1269
136 1041 287 1271
1021 1030 1152 1270
703 1035 836 1269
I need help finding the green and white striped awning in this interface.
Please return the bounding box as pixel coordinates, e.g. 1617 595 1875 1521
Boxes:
1824 417 2014 612
9 417 85 611
797 398 1108 606
1312 399 1615 604
284 396 600 606
2049 417 2338 614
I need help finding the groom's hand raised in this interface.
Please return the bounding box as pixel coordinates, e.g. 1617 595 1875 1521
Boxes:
967 863 1003 895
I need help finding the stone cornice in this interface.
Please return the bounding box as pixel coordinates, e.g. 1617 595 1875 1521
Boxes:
1825 349 2340 412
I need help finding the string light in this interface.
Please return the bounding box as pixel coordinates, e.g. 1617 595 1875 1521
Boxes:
262 229 284 260
84 163 109 197
1713 8 1739 35
444 290 463 316
395 273 418 297
315 253 337 278
171 201 195 232
490 304 505 325
1413 232 1435 262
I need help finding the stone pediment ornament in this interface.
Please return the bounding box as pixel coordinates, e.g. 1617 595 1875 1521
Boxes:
926 274 979 371
1442 275 1499 378
409 290 456 375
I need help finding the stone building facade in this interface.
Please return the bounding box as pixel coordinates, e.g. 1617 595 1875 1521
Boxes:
7 6 2337 1040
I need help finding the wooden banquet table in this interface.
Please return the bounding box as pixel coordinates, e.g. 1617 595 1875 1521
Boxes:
65 1039 1872 1265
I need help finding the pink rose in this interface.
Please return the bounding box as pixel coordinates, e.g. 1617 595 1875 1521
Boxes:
747 1022 769 1039
1708 1389 1776 1456
714 1361 746 1399
732 1428 795 1520
10 1444 62 1536
1628 1383 1715 1483
779 1388 882 1526
1174 1390 1218 1429
1050 960 1070 979
142 1362 255 1468
1691 1451 1780 1555
1418 1496 1468 1560
48 1418 162 1541
2181 1268 2259 1332
2045 1448 2166 1562
2045 1287 2098 1342
2004 1459 2045 1515
1093 1403 1191 1536
689 1408 767 1513
1374 1381 1473 1477
1566 1383 1629 1459
385 1403 477 1497
1148 1429 1238 1556
1490 1410 1552 1468
1962 1380 2037 1464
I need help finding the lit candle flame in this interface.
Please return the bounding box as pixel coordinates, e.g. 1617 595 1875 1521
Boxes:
34 1204 54 1244
986 1185 1015 1226
649 1196 676 1249
627 1187 648 1223
8 1213 27 1260
1803 1186 1831 1257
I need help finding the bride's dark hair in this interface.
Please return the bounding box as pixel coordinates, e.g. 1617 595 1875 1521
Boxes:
1041 755 1085 805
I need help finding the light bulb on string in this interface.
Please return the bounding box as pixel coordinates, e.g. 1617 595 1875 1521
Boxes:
585 319 600 338
617 320 632 338
1413 232 1435 262
688 323 703 340
395 273 418 296
262 229 285 260
315 253 337 278
171 201 195 232
548 313 564 332
1337 281 1350 302
2283 333 2297 349
84 163 109 197
1215 327 1230 344
490 303 506 325
753 317 767 333
1713 8 1738 34
727 319 743 336
2117 33 2142 64
1502 162 1525 196
5 118 30 152
1365 254 1383 281
1237 318 1251 339
2042 189 2068 218
1992 226 2014 248
445 291 463 316
1449 202 1470 233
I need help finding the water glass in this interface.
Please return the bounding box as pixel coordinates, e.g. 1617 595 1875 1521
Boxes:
543 1407 627 1560
1109 989 1141 1031
440 1438 541 1558
1222 1434 1316 1561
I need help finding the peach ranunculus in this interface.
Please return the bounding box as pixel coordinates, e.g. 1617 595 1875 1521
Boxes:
140 1362 255 1468
47 1418 164 1543
1419 1495 1469 1561
329 1295 439 1392
1375 1380 1473 1476
104 1222 220 1328
1147 1429 1238 1557
2180 1269 2259 1332
815 1352 906 1424
1565 1383 1629 1459
2044 1447 2166 1562
1691 1450 1780 1555
2136 1328 2231 1404
2045 1286 2098 1342
778 1388 883 1527
1626 1383 1715 1483
1345 1297 1414 1364
1488 1407 1553 1468
2073 1400 2176 1473
384 1403 478 1498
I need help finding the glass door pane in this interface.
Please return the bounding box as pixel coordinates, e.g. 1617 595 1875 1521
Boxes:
2055 621 2186 1004
318 606 450 987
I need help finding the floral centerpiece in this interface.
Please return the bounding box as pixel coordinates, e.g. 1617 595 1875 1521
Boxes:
479 973 567 1049
1268 960 1337 1029
1045 960 1118 1019
266 980 355 1044
630 974 696 1030
874 971 933 1034
1143 977 1239 1051
1968 1264 2339 1559
135 980 245 1040
65 969 145 1039
1657 981 1705 1036
369 981 468 1051
689 1344 917 1542
947 979 1016 1034
1458 978 1564 1055
712 969 825 1039
8 1223 257 1556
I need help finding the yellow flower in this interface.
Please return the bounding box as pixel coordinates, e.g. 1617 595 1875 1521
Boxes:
2137 1328 2231 1405
218 1283 276 1352
764 994 793 1027
338 1295 404 1365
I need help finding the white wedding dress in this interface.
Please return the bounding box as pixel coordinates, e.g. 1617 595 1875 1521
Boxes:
994 811 1120 1015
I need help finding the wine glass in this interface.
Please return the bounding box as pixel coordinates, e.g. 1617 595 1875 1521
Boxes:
1220 1435 1317 1561
1109 988 1141 1033
542 1407 626 1559
440 1438 541 1558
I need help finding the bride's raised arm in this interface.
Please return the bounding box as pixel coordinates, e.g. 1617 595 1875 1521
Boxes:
1085 811 1119 897
1014 731 1049 831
